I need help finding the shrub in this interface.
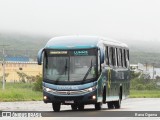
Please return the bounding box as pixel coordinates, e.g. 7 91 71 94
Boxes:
32 74 42 91
135 84 145 90
145 84 155 90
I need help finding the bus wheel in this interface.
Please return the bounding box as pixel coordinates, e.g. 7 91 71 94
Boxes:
114 89 122 109
114 99 121 109
95 102 102 110
103 87 106 103
107 102 114 109
71 104 78 110
78 104 84 111
52 103 61 112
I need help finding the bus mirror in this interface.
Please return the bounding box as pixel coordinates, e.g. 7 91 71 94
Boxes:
37 48 44 65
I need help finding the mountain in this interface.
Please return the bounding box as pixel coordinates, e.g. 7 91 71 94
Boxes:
0 32 160 66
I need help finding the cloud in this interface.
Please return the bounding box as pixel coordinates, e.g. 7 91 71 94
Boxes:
0 0 160 41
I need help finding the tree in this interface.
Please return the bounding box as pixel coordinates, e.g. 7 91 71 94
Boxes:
16 71 27 83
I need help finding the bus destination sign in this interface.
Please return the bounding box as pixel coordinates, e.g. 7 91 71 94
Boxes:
50 51 68 55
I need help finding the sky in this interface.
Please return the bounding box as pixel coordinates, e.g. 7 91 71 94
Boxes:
0 0 160 42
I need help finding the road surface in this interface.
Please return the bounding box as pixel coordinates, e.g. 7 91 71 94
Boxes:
0 98 160 117
1 98 160 111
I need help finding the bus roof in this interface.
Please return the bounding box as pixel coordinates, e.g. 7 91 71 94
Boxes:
45 36 128 49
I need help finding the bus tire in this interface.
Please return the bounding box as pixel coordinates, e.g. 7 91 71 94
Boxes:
52 103 61 112
71 104 78 110
114 89 122 109
114 99 121 109
107 102 114 109
102 87 106 103
95 102 102 110
78 104 84 111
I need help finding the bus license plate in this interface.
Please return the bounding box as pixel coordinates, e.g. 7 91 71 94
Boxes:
65 100 74 104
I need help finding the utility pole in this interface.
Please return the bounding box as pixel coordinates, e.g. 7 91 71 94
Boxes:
152 63 155 80
145 62 148 71
0 44 9 90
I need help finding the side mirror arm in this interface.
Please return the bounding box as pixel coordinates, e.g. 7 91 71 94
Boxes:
37 48 44 65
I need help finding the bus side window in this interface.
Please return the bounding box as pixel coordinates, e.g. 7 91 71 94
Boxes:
109 47 113 66
126 49 130 68
112 47 116 66
105 46 109 65
127 50 129 61
119 48 123 67
121 49 125 68
109 47 116 66
124 49 127 68
116 48 119 67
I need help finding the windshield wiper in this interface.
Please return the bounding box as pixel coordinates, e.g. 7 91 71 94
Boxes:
82 59 92 81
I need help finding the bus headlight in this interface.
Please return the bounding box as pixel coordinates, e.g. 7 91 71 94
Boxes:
85 85 97 92
46 88 52 92
43 87 52 92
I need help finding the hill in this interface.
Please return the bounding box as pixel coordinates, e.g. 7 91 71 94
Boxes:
0 32 160 66
0 32 50 61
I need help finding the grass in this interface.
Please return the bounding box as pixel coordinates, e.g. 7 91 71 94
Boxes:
0 83 42 102
129 90 160 98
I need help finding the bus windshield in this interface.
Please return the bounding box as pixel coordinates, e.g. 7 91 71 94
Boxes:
43 49 97 82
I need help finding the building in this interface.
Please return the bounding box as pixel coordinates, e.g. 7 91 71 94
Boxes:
0 61 42 82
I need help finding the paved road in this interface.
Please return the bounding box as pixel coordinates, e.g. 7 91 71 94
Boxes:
0 98 160 117
0 98 160 111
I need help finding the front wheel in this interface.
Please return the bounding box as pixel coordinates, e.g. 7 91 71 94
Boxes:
71 104 78 110
95 102 102 110
78 104 84 111
52 103 61 112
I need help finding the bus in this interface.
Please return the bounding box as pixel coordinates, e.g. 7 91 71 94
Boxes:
37 36 130 112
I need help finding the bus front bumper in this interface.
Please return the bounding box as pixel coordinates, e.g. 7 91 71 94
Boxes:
43 90 97 105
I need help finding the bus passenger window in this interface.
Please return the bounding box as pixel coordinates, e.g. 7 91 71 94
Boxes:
109 47 113 66
105 46 109 65
112 48 116 66
116 48 119 66
127 50 129 61
109 47 116 66
126 50 130 68
121 49 124 67
119 49 123 67
124 49 127 68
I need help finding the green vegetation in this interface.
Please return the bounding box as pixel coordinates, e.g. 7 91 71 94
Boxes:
129 71 160 98
32 74 43 91
0 82 42 102
130 90 160 98
130 71 160 90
